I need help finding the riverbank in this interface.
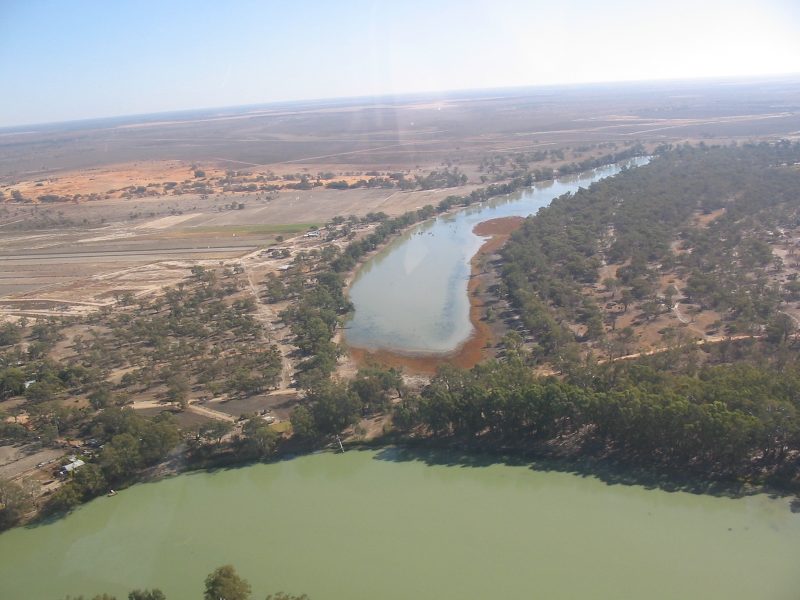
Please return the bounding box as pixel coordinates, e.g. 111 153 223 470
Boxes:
342 216 524 375
337 160 646 376
17 421 798 535
342 435 782 499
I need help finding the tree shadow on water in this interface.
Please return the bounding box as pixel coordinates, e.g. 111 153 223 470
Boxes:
370 442 794 501
373 444 526 470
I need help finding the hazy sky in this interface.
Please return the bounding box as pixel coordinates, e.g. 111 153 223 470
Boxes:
1 0 798 126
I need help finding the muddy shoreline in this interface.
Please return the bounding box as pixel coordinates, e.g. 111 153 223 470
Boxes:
344 215 525 375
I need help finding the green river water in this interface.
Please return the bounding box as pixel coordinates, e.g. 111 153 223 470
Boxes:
0 449 797 599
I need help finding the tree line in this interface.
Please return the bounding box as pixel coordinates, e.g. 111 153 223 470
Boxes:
390 343 800 483
61 563 307 600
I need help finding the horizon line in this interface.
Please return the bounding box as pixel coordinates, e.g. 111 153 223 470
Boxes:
3 71 799 132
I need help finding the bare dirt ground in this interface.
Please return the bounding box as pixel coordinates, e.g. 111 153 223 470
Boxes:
0 183 490 310
0 444 63 480
134 407 215 431
206 393 297 421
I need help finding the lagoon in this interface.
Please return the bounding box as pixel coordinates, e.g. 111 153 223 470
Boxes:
345 160 648 355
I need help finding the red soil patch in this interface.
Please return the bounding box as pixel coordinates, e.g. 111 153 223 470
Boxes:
472 216 525 237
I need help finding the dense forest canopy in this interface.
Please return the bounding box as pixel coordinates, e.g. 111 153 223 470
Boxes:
391 338 800 484
500 142 800 364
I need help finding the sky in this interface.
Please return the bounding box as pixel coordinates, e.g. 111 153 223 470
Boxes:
0 0 798 127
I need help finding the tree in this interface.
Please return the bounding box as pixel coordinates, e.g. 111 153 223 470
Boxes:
501 331 524 357
351 367 401 413
44 481 83 515
138 419 180 465
602 277 618 297
289 405 317 440
128 590 166 600
166 374 190 409
0 322 22 346
616 326 636 355
39 423 59 445
204 565 252 600
200 420 233 445
620 289 634 312
640 299 662 321
0 478 31 529
240 417 278 458
766 313 796 344
664 284 679 308
89 385 115 409
307 382 361 436
100 433 142 482
0 367 26 398
226 369 265 397
20 478 40 504
25 380 59 403
72 463 107 499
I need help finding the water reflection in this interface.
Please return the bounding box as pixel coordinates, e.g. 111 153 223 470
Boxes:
345 159 649 354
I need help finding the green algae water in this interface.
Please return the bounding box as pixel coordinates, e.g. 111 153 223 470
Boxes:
0 449 797 599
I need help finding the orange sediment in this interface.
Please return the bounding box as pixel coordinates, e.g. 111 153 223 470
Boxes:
347 216 525 375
